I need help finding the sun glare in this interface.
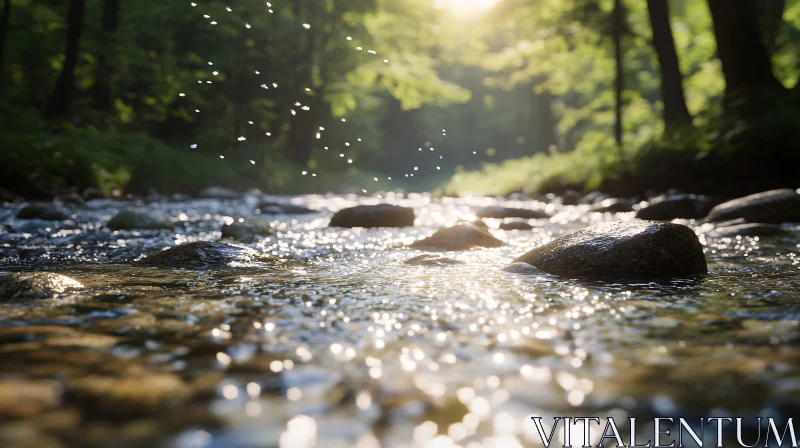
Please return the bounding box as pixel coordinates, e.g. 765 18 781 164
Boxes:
434 0 500 16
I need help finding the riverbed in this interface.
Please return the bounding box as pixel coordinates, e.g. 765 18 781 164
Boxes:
0 193 798 448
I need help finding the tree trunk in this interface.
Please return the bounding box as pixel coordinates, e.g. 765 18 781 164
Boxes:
93 0 120 111
759 0 785 55
286 100 316 166
44 0 86 119
530 85 557 153
613 0 624 150
0 0 10 92
647 0 692 129
706 0 785 102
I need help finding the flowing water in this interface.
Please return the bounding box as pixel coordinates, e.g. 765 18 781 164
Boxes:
0 193 798 448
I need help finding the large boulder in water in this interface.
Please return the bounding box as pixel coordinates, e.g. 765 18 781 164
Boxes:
513 220 707 279
705 189 800 223
16 204 69 221
221 219 273 241
409 224 505 251
140 241 276 269
636 194 721 221
107 210 173 230
0 273 84 300
474 206 550 220
329 204 414 228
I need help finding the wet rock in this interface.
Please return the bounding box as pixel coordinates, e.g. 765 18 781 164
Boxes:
221 219 273 241
499 220 534 231
16 204 69 221
107 210 173 230
457 219 488 229
502 262 547 274
636 194 721 221
708 223 791 238
198 186 241 200
140 241 276 269
0 273 84 299
257 201 316 215
561 190 583 205
82 187 106 200
592 198 634 213
705 189 800 223
404 254 465 266
67 374 191 419
409 224 505 251
513 220 707 279
329 204 415 228
56 192 85 206
474 206 550 220
580 191 611 205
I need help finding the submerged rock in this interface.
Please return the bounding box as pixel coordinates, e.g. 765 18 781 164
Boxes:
636 194 721 221
140 241 276 269
0 273 84 299
513 220 707 279
592 198 634 213
68 373 191 419
221 219 273 241
499 220 534 231
705 189 800 224
474 206 550 220
502 262 547 274
16 204 69 221
329 204 415 228
198 186 241 200
404 254 465 266
258 202 317 214
708 223 791 238
409 224 505 251
107 210 173 230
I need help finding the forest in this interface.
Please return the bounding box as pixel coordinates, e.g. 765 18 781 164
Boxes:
1 0 799 198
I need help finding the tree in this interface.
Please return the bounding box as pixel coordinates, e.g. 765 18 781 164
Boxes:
646 0 692 129
44 0 86 118
0 0 9 92
706 0 785 103
93 0 120 111
613 0 624 149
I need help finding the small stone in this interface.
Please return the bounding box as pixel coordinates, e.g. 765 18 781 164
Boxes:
513 220 707 279
561 190 583 205
16 204 69 221
57 192 85 206
592 198 634 213
0 273 84 300
404 254 465 266
140 241 276 269
107 210 173 230
499 220 534 231
409 224 505 251
198 186 241 200
221 219 273 241
474 206 550 220
258 202 316 214
705 189 800 223
329 204 415 228
636 194 721 221
708 223 791 238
